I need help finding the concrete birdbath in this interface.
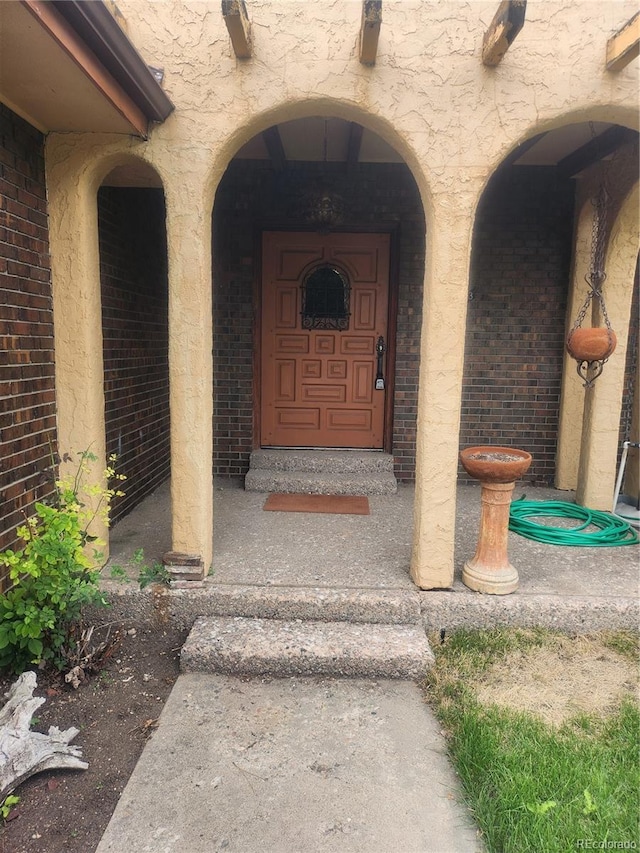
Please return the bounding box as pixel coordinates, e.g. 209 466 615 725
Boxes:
459 445 532 595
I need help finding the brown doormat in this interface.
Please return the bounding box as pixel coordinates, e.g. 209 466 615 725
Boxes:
263 493 370 515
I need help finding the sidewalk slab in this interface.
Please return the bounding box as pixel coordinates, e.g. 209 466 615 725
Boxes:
96 674 482 853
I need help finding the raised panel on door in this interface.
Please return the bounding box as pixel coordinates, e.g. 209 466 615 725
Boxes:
261 232 390 449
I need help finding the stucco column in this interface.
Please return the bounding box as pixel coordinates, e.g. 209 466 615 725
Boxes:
410 188 476 589
46 141 108 548
164 184 214 572
576 183 639 510
556 197 592 490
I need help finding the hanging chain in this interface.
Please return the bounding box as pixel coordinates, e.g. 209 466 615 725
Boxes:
571 195 613 330
568 123 615 388
571 124 612 334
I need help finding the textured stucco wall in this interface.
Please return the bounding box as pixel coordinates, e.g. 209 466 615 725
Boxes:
45 0 639 583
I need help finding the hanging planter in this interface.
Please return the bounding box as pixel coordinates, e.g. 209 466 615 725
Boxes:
566 304 617 387
566 173 616 389
566 326 617 363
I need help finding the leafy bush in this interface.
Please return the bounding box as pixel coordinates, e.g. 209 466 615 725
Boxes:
0 450 125 674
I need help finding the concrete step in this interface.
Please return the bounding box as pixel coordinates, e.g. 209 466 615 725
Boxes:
250 449 395 474
206 583 421 625
246 449 398 495
245 469 398 495
181 616 434 679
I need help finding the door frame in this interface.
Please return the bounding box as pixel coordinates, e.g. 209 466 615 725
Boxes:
253 226 399 453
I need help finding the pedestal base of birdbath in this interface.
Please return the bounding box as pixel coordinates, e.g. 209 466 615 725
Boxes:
462 481 519 595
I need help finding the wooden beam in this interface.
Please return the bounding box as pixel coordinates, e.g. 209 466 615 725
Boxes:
482 0 527 67
346 123 364 167
606 12 640 72
557 126 638 179
262 126 286 171
501 131 547 167
222 0 251 59
359 0 382 66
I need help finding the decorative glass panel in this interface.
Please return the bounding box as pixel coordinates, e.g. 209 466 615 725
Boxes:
301 266 350 331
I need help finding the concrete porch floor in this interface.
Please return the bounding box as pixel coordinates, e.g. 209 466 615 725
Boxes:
106 478 639 632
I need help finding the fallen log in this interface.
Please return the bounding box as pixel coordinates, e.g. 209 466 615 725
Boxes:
0 671 88 799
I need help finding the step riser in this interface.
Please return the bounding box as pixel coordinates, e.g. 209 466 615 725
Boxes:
245 470 398 495
181 653 429 679
205 585 421 625
246 450 399 496
251 450 395 474
181 617 434 680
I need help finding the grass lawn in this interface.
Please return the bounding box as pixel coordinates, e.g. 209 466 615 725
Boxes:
424 629 639 853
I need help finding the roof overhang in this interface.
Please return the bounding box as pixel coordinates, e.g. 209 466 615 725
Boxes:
0 0 174 138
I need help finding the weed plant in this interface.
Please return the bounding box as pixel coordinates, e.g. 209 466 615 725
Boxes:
425 629 640 853
109 548 171 588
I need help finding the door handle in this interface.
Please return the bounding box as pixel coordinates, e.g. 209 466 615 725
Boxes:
375 336 385 390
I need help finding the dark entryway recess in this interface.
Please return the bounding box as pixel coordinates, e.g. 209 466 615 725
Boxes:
462 166 576 486
212 160 425 481
98 187 170 522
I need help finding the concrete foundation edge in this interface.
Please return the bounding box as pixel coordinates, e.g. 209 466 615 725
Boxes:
95 583 640 634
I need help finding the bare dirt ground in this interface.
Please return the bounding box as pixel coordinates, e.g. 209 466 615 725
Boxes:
0 621 187 853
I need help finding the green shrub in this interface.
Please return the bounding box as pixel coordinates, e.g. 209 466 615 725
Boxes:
0 450 125 674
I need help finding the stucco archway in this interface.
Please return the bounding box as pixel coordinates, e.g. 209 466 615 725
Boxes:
36 0 637 592
48 150 168 552
206 99 485 592
554 136 639 509
574 178 639 509
211 111 427 485
98 162 170 526
465 119 639 505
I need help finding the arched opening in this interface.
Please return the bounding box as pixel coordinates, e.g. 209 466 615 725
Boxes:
464 121 639 495
211 114 426 482
97 160 170 524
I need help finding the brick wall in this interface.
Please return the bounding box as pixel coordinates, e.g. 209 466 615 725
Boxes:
0 104 57 564
98 187 170 522
461 167 575 484
212 160 425 480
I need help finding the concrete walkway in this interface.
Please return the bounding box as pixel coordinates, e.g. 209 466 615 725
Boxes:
96 478 638 853
96 674 482 853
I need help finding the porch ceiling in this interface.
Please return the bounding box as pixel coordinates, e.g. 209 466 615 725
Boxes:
0 0 173 138
233 117 629 174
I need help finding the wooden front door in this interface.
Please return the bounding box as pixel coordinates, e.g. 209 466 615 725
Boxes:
261 232 390 449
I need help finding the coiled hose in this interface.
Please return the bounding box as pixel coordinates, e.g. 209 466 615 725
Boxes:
509 498 639 546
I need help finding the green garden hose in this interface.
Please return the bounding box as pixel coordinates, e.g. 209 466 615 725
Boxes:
509 498 639 546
